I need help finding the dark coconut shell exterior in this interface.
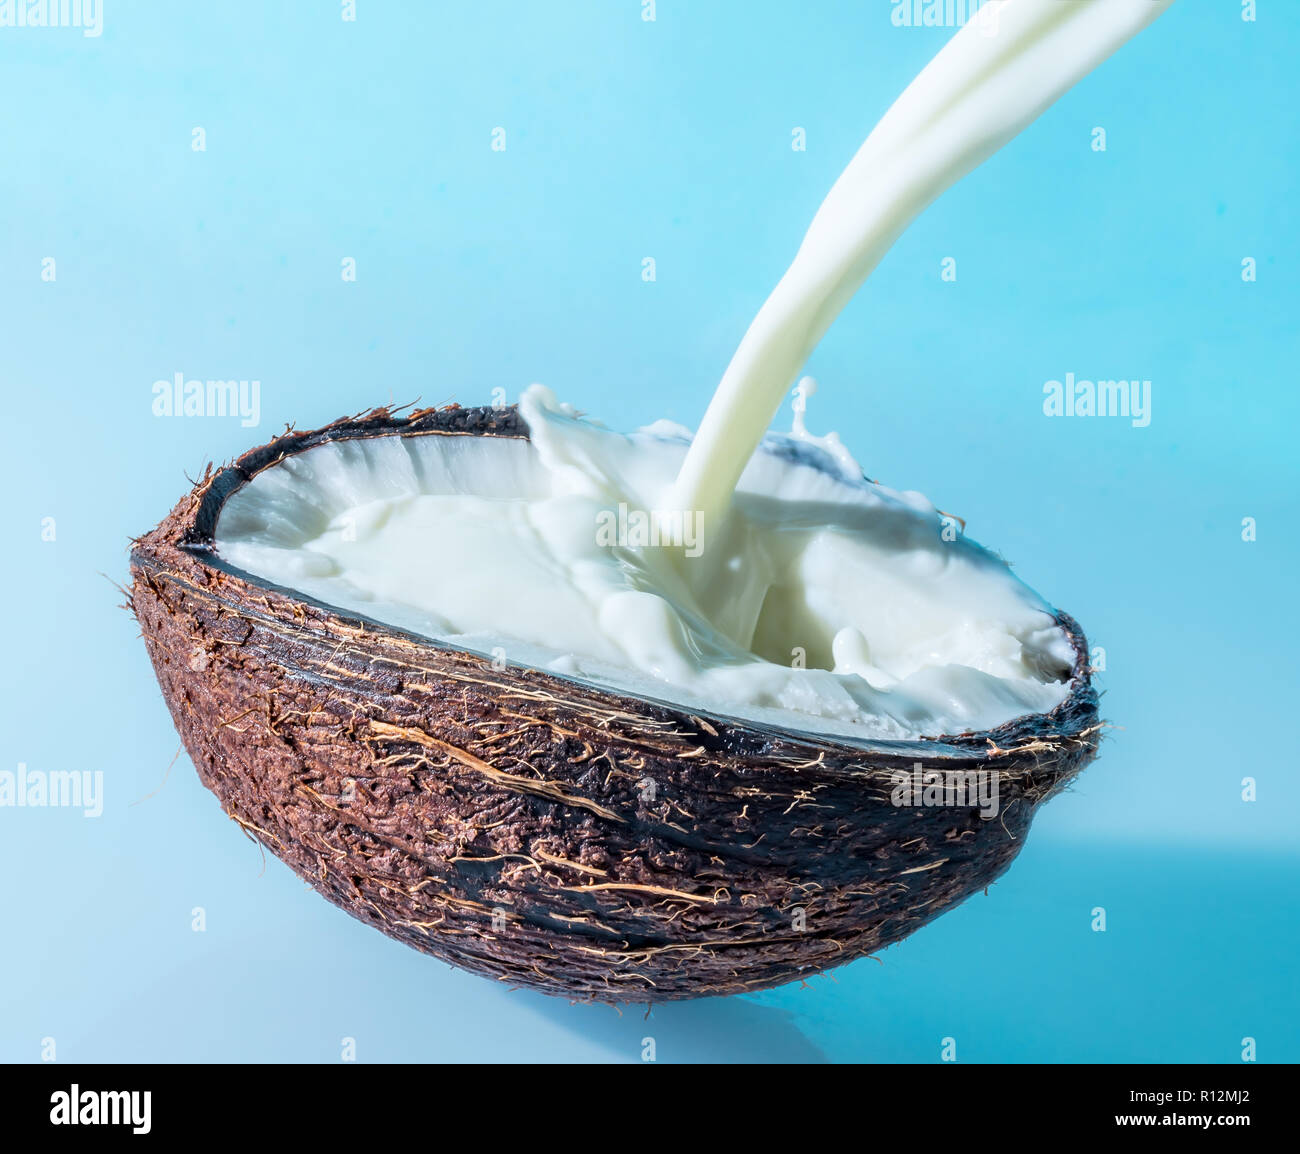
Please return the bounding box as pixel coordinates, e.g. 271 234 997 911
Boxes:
130 403 1101 1002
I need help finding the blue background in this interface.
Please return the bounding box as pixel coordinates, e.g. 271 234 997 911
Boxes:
1 1 1295 1063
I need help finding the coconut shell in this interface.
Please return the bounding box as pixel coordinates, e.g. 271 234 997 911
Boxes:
130 403 1100 1002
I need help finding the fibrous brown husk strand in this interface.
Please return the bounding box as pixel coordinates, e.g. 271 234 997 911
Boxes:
130 403 1100 1002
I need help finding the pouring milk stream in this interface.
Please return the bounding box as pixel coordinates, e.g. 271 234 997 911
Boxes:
670 0 1175 532
217 0 1175 742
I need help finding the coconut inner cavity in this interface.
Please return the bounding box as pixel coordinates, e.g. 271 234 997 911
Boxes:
214 386 1075 741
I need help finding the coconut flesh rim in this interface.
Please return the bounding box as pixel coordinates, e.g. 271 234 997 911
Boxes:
213 391 1077 744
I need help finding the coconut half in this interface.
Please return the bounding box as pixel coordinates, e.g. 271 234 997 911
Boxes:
131 403 1100 1002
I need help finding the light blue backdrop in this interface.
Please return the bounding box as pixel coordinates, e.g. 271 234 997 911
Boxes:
1 1 1295 1062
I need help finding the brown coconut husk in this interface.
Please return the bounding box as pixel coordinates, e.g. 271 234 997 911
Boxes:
130 403 1100 1002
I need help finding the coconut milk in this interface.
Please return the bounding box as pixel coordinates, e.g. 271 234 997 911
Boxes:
670 0 1174 530
215 0 1172 741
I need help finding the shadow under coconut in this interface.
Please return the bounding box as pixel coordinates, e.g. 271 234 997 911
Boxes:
529 990 829 1064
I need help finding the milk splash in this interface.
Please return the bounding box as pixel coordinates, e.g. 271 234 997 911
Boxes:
671 0 1175 532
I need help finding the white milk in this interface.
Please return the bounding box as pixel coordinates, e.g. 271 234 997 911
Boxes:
217 386 1076 741
215 0 1173 740
670 0 1174 529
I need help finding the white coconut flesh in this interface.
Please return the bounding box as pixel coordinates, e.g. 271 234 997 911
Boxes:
214 386 1076 742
